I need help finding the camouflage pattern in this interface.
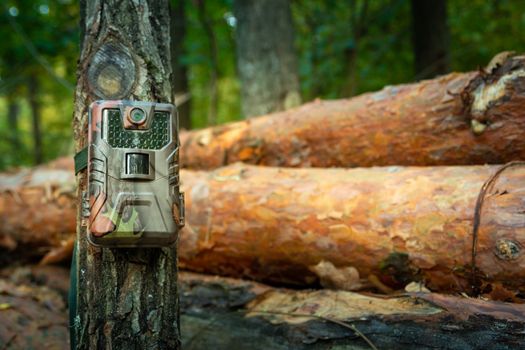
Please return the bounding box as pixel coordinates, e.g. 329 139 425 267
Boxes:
87 100 184 247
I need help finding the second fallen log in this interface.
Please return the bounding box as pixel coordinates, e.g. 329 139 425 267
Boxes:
180 163 525 295
180 53 525 169
2 159 525 296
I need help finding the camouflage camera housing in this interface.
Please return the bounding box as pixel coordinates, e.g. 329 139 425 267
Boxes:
87 100 184 247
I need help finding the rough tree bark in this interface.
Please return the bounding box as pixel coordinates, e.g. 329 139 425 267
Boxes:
180 53 525 169
170 0 191 130
233 0 301 118
411 0 450 79
4 159 524 297
71 1 179 348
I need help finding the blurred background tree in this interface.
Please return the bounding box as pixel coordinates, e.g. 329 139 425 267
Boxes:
1 0 525 170
234 0 301 118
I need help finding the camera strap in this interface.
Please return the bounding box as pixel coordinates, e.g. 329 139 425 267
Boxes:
74 146 88 174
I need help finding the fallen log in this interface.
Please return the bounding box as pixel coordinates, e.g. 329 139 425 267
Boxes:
180 53 525 169
0 158 76 263
179 163 525 295
2 160 525 297
2 265 524 350
179 272 525 350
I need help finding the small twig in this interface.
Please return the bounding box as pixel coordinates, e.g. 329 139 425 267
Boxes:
471 161 525 295
349 323 378 350
251 310 378 350
1 333 17 350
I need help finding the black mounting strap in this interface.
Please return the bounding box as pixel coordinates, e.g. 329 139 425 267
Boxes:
74 146 88 174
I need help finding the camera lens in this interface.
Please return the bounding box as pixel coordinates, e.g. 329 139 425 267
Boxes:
129 108 146 125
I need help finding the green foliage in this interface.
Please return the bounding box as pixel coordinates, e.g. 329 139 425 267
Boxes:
293 0 413 99
184 0 240 128
0 0 78 170
449 0 525 71
2 0 525 170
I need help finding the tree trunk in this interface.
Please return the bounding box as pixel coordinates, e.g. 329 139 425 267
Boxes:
195 0 219 126
72 1 179 348
341 0 369 97
411 0 450 79
5 158 525 296
28 75 43 165
7 97 21 153
180 53 525 169
233 0 301 118
171 0 192 130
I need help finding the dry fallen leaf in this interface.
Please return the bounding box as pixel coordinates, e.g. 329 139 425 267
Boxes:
309 260 363 291
405 281 430 293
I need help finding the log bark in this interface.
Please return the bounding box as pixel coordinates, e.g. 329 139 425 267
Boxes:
0 158 76 262
3 159 524 297
180 53 525 169
179 163 525 295
72 1 180 349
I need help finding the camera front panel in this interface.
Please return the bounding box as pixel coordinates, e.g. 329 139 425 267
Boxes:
87 100 184 247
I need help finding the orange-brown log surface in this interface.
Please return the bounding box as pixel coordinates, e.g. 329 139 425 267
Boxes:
2 159 525 297
0 158 76 258
180 53 525 169
180 163 525 295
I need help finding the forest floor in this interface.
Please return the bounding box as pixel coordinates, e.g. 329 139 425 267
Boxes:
0 265 70 349
3 263 525 350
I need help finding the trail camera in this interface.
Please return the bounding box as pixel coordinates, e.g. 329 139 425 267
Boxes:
86 100 184 247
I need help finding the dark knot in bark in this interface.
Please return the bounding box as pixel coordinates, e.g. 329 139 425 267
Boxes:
87 42 136 100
